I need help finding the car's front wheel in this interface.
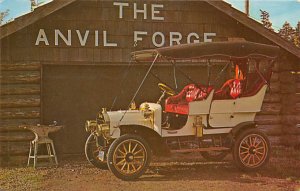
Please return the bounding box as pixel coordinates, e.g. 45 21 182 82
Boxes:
85 133 108 169
107 134 152 181
233 128 270 171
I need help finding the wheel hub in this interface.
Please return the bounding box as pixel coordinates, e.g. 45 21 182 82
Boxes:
249 147 256 154
125 153 134 162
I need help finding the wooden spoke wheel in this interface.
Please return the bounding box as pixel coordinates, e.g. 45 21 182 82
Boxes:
107 134 151 181
233 128 270 171
85 133 108 169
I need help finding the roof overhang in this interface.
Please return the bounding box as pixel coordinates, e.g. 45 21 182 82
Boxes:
0 0 76 40
206 1 300 59
0 0 299 59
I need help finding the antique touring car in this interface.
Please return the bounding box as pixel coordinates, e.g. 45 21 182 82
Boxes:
85 41 279 180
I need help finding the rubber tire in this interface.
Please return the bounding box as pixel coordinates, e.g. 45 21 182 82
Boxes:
201 151 228 162
233 128 271 171
85 133 108 169
107 134 152 181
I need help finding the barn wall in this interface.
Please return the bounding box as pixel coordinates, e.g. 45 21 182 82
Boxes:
0 62 41 165
277 55 300 146
0 0 299 165
0 1 240 64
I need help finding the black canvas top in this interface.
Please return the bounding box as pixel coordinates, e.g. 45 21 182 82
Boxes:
132 41 280 62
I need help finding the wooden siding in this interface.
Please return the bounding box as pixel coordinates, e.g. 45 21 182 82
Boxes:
0 62 41 165
0 0 299 165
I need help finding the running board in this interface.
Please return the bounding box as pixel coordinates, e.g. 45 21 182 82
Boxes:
170 147 230 153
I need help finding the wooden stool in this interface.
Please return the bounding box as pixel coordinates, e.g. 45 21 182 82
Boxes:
21 125 62 168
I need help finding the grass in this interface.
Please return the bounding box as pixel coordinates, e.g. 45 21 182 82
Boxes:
0 167 45 191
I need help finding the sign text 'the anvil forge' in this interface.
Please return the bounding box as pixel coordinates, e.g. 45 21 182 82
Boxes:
35 2 217 47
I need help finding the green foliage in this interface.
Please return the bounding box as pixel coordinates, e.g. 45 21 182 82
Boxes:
279 21 295 42
278 21 300 48
294 22 300 47
260 9 274 31
0 9 9 25
259 9 299 48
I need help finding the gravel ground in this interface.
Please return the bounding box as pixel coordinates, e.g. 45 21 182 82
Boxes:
1 147 300 191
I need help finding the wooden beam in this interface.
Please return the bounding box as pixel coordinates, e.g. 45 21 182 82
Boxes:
0 142 29 156
0 131 34 142
268 136 281 146
0 155 28 166
270 82 280 93
0 73 40 84
270 72 279 82
0 97 40 108
0 119 40 132
258 124 282 136
280 135 300 146
280 83 296 94
279 71 296 83
0 108 40 119
282 125 300 135
297 75 300 83
281 115 300 125
0 85 40 95
0 63 41 71
255 115 281 125
296 103 300 113
263 93 280 103
260 103 281 115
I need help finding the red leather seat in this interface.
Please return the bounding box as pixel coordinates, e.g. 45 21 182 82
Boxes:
165 84 213 115
213 76 266 100
214 79 243 100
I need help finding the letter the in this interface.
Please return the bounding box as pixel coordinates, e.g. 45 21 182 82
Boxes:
204 33 216 42
187 33 200 44
103 31 118 47
55 29 71 46
170 32 182 46
134 3 147 20
35 29 49 46
152 32 165 47
113 2 129 19
134 31 148 46
76 30 89 46
152 4 164 21
95 30 99 47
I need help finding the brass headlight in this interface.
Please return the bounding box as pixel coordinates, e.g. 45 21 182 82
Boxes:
87 108 111 137
85 120 97 132
98 124 110 138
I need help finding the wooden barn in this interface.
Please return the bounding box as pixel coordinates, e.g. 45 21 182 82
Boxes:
1 0 300 165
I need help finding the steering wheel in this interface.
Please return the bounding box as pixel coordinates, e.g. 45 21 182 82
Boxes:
158 83 176 96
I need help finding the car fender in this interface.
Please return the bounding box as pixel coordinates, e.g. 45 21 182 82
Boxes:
118 125 168 156
230 121 257 137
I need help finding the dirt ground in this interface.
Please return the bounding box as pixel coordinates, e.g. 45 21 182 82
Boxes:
1 147 300 191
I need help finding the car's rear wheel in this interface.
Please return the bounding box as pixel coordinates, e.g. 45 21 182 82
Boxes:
107 134 152 181
201 151 228 162
85 133 108 169
233 128 270 171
